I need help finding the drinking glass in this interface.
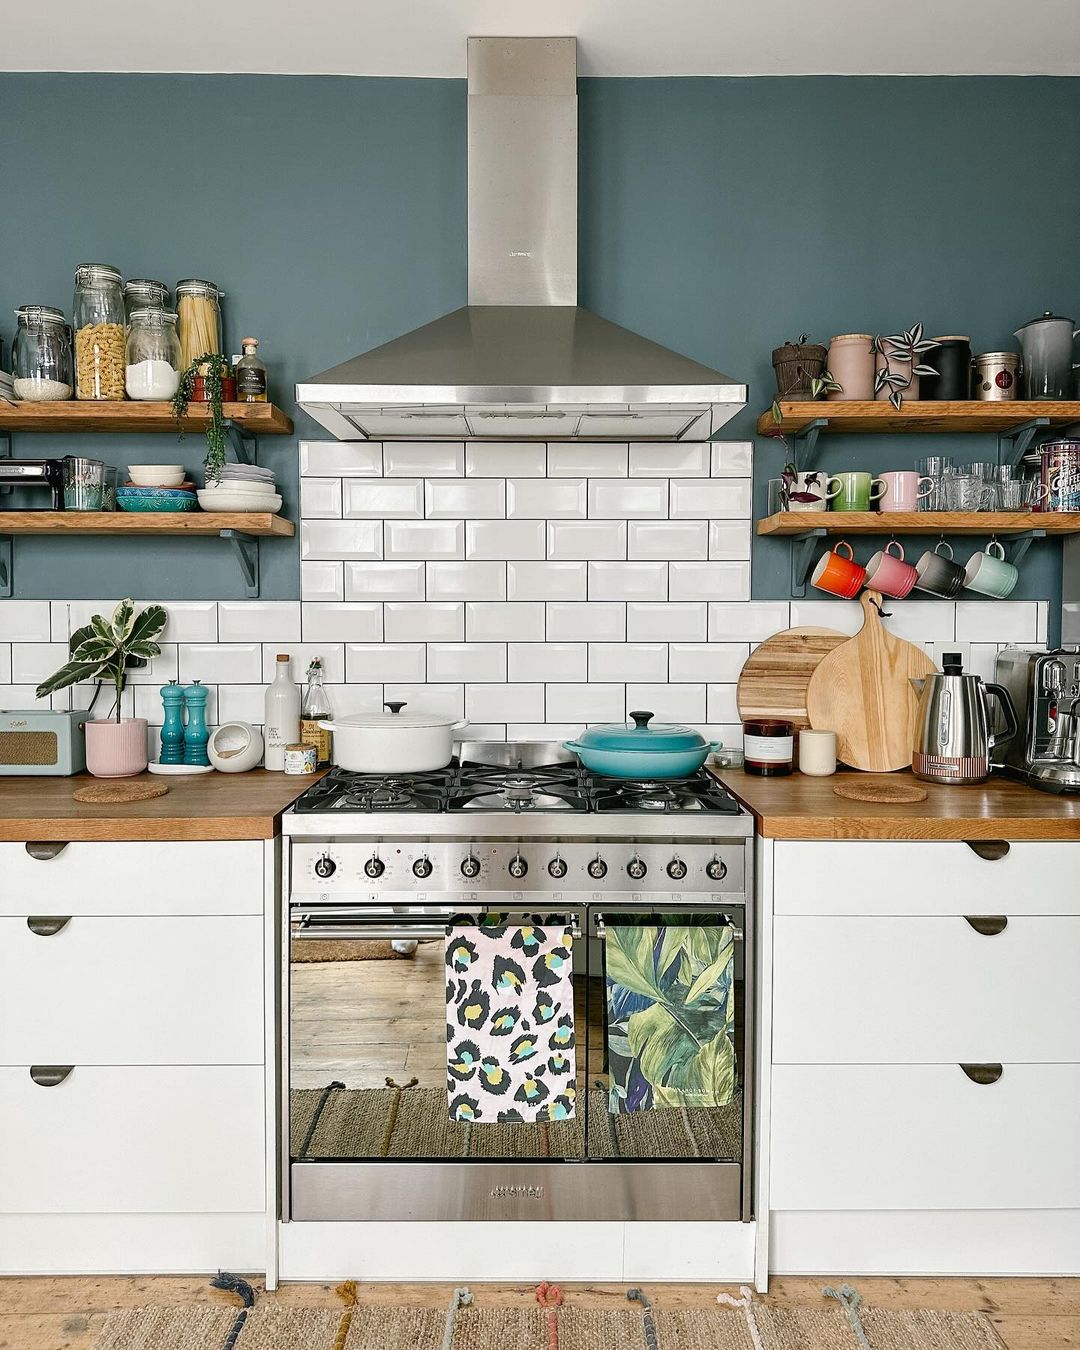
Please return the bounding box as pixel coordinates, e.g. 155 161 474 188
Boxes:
916 455 953 512
999 480 1025 510
62 456 105 510
945 473 995 511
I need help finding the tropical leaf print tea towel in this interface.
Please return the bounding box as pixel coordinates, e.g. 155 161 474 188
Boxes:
605 920 735 1114
446 922 576 1124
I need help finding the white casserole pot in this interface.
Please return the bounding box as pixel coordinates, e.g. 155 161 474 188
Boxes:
319 701 466 773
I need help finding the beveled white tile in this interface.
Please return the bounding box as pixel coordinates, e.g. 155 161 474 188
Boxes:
629 521 708 561
955 601 1039 643
589 642 667 682
426 478 505 519
588 561 667 601
11 642 72 684
506 478 586 519
324 683 385 715
466 520 545 561
546 683 625 722
49 600 121 643
547 520 627 561
216 684 267 724
385 682 464 719
548 443 628 477
0 684 47 709
626 683 706 723
710 441 753 477
507 722 584 741
384 519 464 561
627 602 707 642
427 561 506 601
178 643 261 684
786 599 864 635
507 642 587 683
588 479 668 519
670 561 750 602
260 643 345 684
706 683 740 723
343 478 424 519
156 602 219 643
708 601 790 641
629 442 709 477
466 683 543 723
0 645 10 685
670 479 751 519
346 643 426 683
384 442 464 477
218 601 301 642
384 603 464 642
300 440 382 477
344 561 425 602
709 520 753 560
302 603 383 642
465 602 545 641
461 723 509 740
466 442 546 477
302 561 344 602
879 600 956 643
546 602 625 641
966 643 1001 682
427 643 507 683
670 642 749 683
299 477 342 519
507 561 587 601
1036 601 1049 644
302 519 382 561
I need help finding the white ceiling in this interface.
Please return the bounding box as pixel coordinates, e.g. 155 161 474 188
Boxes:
6 0 1080 75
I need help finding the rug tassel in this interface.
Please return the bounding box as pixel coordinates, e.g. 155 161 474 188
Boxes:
823 1283 873 1350
536 1281 564 1350
331 1280 358 1350
380 1076 419 1157
440 1285 473 1350
211 1272 255 1350
716 1285 765 1350
628 1287 659 1350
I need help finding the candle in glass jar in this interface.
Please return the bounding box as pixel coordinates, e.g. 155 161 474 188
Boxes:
798 729 837 776
743 718 794 776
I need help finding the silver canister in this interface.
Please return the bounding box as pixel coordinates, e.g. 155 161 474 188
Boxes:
972 351 1021 401
1041 439 1080 512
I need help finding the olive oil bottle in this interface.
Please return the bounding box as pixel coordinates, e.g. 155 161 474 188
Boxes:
300 658 332 766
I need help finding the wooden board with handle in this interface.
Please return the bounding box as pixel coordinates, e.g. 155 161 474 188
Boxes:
736 627 849 730
806 591 938 772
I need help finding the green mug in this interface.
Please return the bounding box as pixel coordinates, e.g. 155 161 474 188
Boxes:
826 471 886 512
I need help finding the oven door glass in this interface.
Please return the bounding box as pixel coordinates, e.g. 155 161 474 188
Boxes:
289 904 588 1163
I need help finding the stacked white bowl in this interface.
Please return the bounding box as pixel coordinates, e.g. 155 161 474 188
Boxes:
198 462 281 513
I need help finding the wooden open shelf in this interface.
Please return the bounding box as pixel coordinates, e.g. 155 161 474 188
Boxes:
758 511 1080 537
0 511 293 537
759 400 1080 437
0 401 293 435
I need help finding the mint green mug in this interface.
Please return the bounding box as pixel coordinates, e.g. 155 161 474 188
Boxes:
827 471 886 512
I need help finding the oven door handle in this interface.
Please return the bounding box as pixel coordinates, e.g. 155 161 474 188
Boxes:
292 924 447 942
592 914 743 941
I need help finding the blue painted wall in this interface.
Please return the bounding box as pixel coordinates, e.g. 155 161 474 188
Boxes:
0 72 1077 605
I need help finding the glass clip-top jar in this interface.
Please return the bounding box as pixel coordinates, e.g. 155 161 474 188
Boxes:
123 278 171 321
175 278 224 372
73 263 126 400
12 305 73 402
126 308 181 400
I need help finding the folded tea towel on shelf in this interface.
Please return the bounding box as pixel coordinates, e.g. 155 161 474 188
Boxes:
445 922 576 1124
604 919 735 1115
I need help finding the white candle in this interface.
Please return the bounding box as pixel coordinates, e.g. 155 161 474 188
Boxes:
798 729 837 776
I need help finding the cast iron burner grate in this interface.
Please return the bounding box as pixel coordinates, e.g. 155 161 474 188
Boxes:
448 760 588 812
588 773 741 814
292 765 452 813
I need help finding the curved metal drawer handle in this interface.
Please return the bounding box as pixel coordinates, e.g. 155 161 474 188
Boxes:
960 1063 1003 1085
25 841 69 861
27 916 71 937
29 1065 74 1087
964 841 1010 861
964 915 1008 937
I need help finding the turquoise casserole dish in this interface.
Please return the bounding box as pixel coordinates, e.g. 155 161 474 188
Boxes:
564 711 721 779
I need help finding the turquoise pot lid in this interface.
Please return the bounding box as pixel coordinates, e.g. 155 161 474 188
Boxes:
573 710 709 753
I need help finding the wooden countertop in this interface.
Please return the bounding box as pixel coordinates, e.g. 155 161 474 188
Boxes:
0 770 323 842
714 768 1080 841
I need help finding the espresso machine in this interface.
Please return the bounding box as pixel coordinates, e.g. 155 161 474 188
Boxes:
994 646 1080 792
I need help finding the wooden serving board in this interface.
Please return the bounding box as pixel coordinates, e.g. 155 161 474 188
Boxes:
736 627 848 730
806 591 938 772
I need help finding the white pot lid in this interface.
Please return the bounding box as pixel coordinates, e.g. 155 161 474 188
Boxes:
330 701 462 730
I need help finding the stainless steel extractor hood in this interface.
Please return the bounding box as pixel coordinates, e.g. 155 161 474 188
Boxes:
297 37 747 442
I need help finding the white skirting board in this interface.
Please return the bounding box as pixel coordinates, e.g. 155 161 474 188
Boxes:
770 1210 1080 1276
0 1214 266 1275
278 1220 757 1283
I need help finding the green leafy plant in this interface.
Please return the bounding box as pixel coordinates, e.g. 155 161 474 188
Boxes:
871 324 939 410
34 599 167 723
172 352 231 483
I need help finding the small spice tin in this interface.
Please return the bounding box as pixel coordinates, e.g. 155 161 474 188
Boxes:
742 718 794 776
972 351 1020 401
284 742 317 775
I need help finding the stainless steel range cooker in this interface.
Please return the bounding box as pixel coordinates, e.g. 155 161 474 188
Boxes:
282 742 754 1224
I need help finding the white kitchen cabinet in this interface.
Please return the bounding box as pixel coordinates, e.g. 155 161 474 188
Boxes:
0 915 263 1065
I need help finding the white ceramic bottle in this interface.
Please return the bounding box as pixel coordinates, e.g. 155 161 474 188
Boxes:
264 653 300 771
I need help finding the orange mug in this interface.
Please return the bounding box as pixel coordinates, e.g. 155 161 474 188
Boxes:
811 541 866 598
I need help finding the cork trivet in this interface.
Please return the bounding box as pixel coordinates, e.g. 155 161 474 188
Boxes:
73 780 169 804
834 777 928 804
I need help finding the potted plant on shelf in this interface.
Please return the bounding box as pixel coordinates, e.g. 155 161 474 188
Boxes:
35 598 167 778
172 351 231 484
770 335 843 423
871 324 940 410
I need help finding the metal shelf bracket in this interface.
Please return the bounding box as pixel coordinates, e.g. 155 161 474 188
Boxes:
223 420 257 466
1003 528 1046 568
791 526 827 597
790 417 829 472
0 536 10 598
220 529 260 597
999 417 1050 468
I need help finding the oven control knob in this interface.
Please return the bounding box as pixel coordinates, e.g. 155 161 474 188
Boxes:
667 856 688 880
587 855 608 880
460 854 481 879
627 855 648 880
548 855 568 879
363 856 385 879
508 853 528 879
412 855 434 879
706 856 727 882
314 852 337 879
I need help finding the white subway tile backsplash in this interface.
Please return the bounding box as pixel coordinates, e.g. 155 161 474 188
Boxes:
302 561 344 602
706 683 740 723
709 520 753 560
466 683 544 723
179 643 261 684
506 723 583 741
385 603 464 642
427 561 506 601
325 683 384 715
347 643 426 683
344 561 425 601
547 520 627 561
0 645 10 685
300 441 382 477
507 561 587 601
627 683 706 722
302 520 382 561
385 682 464 718
302 603 383 642
426 478 505 519
547 444 628 477
627 602 707 641
506 479 586 519
156 602 220 644
260 643 345 684
629 442 709 478
710 442 753 477
955 601 1040 643
384 442 464 477
966 643 1001 682
466 442 546 477
384 519 464 560
545 683 626 722
588 479 668 519
427 643 507 683
709 601 790 641
669 561 750 602
546 602 625 641
588 561 668 601
466 519 545 561
218 602 301 642
670 479 752 519
123 643 179 685
466 602 545 642
216 684 267 724
786 599 865 635
507 642 587 683
299 477 342 519
344 478 424 519
629 521 708 561
670 643 749 683
589 642 667 682
462 724 510 740
11 643 69 684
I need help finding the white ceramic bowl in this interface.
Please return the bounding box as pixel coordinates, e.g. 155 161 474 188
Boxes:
207 721 265 772
128 464 185 486
197 489 283 513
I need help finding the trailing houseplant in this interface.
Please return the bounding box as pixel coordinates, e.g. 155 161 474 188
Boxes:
35 598 167 777
172 351 231 483
871 324 939 410
770 334 843 424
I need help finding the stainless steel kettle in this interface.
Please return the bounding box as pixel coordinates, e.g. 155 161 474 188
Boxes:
910 653 1018 784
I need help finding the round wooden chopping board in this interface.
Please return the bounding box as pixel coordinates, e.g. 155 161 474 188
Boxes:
736 626 849 730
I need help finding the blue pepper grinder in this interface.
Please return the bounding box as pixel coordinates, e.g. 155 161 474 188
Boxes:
159 679 186 766
182 681 210 767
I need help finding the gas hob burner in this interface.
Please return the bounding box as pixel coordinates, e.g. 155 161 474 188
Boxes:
589 773 741 815
448 760 588 813
291 766 451 813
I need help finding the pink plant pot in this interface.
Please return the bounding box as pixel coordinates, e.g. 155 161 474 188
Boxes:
85 719 149 778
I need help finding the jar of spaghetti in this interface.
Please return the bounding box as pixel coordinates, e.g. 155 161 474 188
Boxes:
742 718 794 776
175 278 224 373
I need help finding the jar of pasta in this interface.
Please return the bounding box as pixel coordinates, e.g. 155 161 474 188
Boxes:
175 278 224 374
73 264 126 400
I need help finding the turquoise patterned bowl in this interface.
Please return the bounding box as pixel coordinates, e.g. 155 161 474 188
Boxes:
116 487 198 513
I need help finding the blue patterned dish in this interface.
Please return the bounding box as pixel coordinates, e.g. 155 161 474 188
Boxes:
116 487 198 513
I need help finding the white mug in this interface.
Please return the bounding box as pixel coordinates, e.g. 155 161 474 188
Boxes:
782 470 839 513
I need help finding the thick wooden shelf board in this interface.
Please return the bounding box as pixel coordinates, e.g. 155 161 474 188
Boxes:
759 400 1080 436
0 511 293 537
757 511 1080 536
0 401 293 434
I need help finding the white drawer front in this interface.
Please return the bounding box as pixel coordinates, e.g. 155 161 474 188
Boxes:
0 916 263 1066
774 840 1078 916
773 915 1080 1064
771 1063 1080 1211
0 841 263 916
0 1065 264 1214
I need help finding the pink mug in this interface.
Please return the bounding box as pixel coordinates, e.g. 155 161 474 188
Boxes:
877 470 935 513
863 540 918 599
